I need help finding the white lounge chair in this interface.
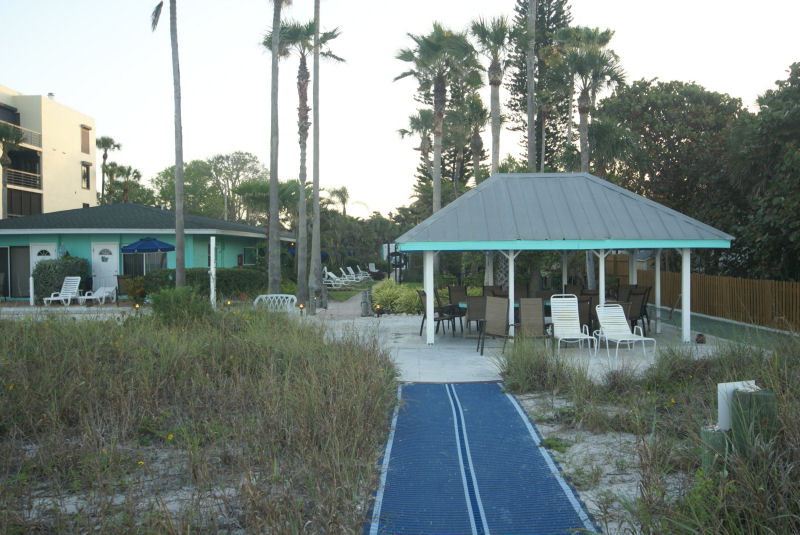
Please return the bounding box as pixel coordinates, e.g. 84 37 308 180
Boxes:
550 293 596 355
253 294 297 313
340 267 359 283
348 266 370 282
80 286 116 305
43 276 82 306
324 271 353 289
595 303 657 361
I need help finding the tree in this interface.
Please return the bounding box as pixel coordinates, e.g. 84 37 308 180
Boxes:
0 123 23 219
326 186 349 217
267 0 292 294
398 109 435 179
207 152 267 222
151 0 186 287
562 26 623 173
471 16 511 176
309 0 323 314
526 0 537 170
265 19 342 306
103 163 157 206
396 23 477 215
152 160 220 216
96 136 121 205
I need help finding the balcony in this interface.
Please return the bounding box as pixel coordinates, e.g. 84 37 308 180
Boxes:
6 168 42 189
0 119 42 148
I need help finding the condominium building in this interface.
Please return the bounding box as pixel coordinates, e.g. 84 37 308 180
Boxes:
0 85 96 219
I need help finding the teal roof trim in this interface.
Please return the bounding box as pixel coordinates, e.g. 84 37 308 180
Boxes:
398 238 732 252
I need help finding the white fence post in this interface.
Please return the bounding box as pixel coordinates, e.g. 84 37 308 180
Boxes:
209 236 216 309
29 276 34 306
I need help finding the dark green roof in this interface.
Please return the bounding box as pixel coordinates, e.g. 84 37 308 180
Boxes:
0 203 293 240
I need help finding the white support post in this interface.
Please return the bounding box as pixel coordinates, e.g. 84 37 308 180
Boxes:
29 276 34 306
561 252 568 293
597 249 607 305
655 249 662 334
501 250 519 337
209 236 217 310
424 250 435 345
484 252 494 286
629 249 638 285
681 248 691 342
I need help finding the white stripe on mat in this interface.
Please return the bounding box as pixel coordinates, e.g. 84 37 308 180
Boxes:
505 392 596 532
446 384 480 535
369 384 403 535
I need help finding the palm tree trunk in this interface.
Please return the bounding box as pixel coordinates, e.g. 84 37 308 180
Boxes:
540 110 546 172
432 78 445 214
169 0 185 287
308 0 323 314
268 0 282 294
578 89 590 173
296 55 310 306
526 0 537 171
566 77 574 167
490 80 500 176
101 152 107 205
453 147 463 197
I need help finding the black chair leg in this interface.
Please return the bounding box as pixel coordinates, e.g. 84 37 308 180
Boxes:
419 316 424 336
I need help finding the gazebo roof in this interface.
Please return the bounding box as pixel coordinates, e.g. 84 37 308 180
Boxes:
396 173 733 252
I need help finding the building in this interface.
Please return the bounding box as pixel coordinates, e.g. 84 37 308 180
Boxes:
0 85 96 219
0 203 293 298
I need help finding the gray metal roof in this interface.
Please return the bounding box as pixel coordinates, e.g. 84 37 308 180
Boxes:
0 203 295 241
396 173 733 251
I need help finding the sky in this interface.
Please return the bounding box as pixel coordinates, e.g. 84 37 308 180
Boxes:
1 0 798 218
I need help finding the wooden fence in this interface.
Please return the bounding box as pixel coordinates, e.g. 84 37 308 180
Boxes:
605 256 800 331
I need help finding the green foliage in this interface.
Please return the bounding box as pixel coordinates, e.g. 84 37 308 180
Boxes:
149 286 214 325
371 280 421 314
32 256 90 302
144 267 268 298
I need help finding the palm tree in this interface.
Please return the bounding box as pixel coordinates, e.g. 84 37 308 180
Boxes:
470 16 511 176
264 20 342 307
526 0 537 171
308 0 323 315
0 123 24 219
326 186 349 216
267 0 292 295
396 23 476 215
95 136 121 205
466 93 489 184
398 109 434 179
151 1 186 287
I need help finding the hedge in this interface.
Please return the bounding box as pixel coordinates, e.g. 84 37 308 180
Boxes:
32 257 90 302
143 267 270 298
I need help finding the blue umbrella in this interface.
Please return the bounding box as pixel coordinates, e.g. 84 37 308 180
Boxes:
121 237 175 253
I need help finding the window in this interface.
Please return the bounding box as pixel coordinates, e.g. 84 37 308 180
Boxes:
243 247 257 265
123 252 167 277
80 125 91 154
81 162 91 189
82 203 89 209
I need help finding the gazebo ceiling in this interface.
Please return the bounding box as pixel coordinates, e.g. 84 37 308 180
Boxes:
396 173 733 252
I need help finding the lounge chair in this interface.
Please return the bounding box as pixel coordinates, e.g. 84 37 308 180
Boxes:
324 271 352 289
595 303 656 360
43 276 82 306
478 296 511 355
550 293 596 355
347 266 370 282
81 286 116 305
340 267 359 283
253 294 297 313
368 263 380 276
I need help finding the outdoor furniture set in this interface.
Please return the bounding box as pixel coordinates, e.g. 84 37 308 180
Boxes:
43 276 117 306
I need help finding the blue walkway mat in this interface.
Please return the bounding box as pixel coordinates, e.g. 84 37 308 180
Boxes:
366 382 597 534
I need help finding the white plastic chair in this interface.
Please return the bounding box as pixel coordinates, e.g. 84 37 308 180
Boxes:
43 276 82 306
595 303 657 361
253 294 298 313
80 286 117 305
550 293 596 355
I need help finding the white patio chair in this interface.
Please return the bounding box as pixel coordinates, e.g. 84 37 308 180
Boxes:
325 271 354 289
356 265 373 280
253 294 298 313
43 276 82 306
595 303 657 361
550 293 596 355
368 263 380 275
340 267 359 283
80 286 117 305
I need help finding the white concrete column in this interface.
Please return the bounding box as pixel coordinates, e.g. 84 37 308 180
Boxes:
484 252 494 286
209 236 216 309
629 249 638 285
561 252 568 293
681 248 691 342
507 251 516 337
424 250 435 345
598 249 606 305
29 276 34 306
655 249 662 334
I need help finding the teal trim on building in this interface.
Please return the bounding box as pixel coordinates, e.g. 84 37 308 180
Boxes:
397 239 732 252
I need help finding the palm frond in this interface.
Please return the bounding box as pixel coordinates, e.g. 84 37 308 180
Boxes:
151 1 163 32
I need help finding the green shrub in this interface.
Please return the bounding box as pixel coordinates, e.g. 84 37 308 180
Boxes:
149 286 214 325
144 267 269 298
372 280 421 314
32 256 90 302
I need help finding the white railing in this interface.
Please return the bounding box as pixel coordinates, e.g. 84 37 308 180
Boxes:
6 169 42 189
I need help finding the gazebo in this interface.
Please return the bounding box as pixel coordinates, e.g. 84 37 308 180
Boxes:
396 173 734 345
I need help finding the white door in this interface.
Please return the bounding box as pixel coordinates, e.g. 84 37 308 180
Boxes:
30 243 57 272
91 242 118 290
